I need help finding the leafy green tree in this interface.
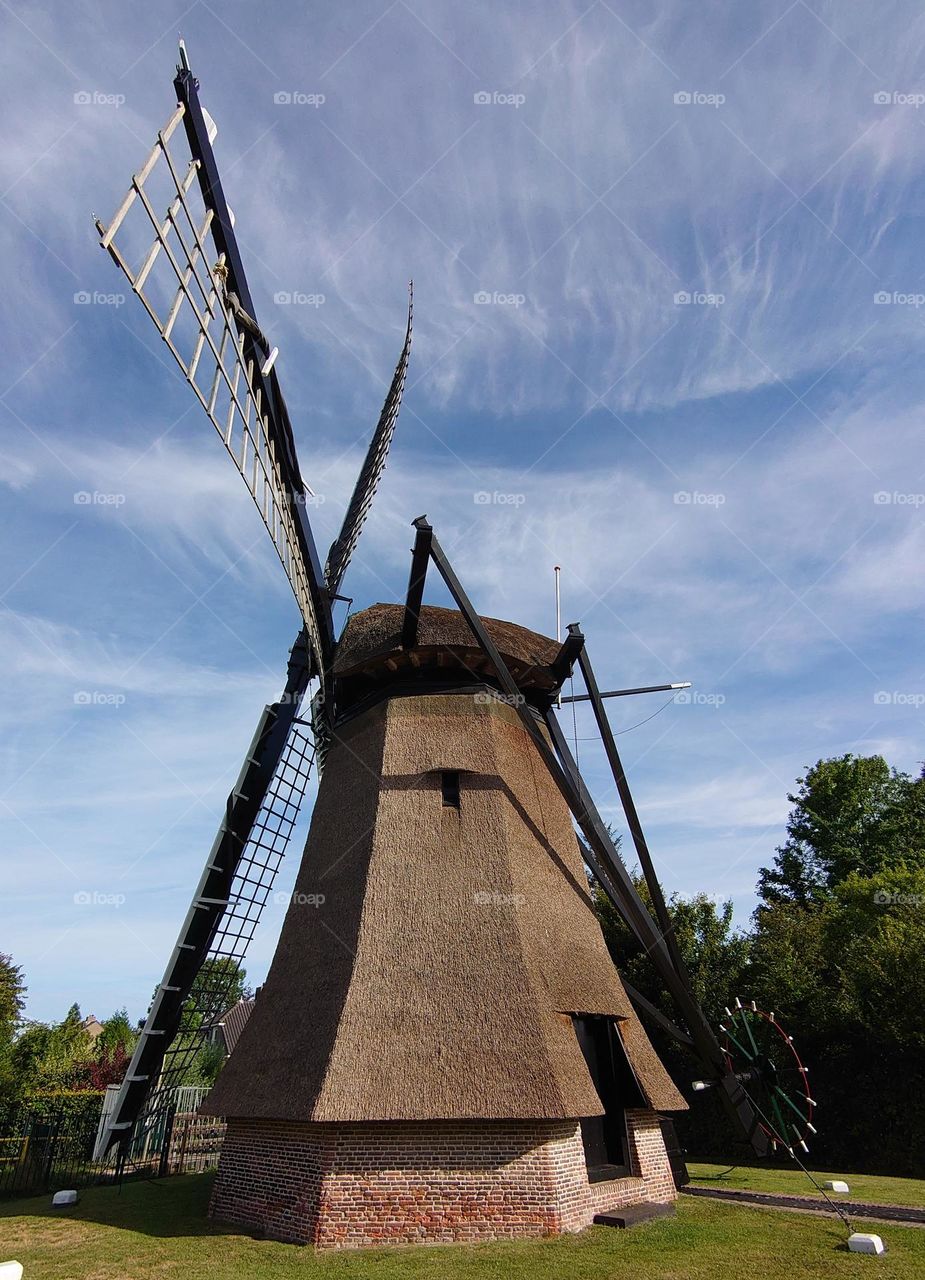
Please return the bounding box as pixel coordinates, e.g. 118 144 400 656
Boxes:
0 954 25 1039
584 824 749 1026
168 958 250 1033
748 900 829 1030
747 756 925 1174
96 1009 136 1060
11 1003 94 1093
757 756 925 906
0 954 26 1103
821 866 925 1050
595 871 751 1029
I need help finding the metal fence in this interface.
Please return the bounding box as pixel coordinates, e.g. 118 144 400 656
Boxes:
0 1102 109 1198
0 1092 226 1198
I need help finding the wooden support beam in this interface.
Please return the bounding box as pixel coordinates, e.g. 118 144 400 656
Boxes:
401 516 432 648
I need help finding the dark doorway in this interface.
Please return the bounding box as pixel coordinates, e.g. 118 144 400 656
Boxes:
573 1016 645 1180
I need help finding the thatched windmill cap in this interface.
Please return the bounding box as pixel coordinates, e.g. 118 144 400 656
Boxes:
334 603 563 693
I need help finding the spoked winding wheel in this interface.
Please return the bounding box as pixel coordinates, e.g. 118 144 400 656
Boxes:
720 999 816 1156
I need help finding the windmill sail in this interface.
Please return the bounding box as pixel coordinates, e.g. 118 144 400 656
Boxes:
95 82 331 674
99 636 316 1155
324 285 413 594
94 49 415 1159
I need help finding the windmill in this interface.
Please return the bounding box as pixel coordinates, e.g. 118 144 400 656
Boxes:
95 46 768 1246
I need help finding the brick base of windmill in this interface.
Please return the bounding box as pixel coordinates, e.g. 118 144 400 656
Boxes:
209 1111 676 1247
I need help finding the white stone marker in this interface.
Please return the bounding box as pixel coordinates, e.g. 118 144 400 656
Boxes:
51 1189 78 1206
848 1233 886 1255
0 1262 24 1280
824 1180 850 1194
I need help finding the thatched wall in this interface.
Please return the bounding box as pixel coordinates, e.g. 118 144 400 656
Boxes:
205 691 684 1122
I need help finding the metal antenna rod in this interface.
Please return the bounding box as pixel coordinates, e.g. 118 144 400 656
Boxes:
554 565 562 709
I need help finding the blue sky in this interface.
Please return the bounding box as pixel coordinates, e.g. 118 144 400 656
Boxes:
1 1 923 1026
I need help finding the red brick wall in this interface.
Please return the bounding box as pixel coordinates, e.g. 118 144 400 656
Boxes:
209 1111 676 1248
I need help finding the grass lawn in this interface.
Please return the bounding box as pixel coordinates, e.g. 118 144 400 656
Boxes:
1 1173 924 1280
687 1160 925 1208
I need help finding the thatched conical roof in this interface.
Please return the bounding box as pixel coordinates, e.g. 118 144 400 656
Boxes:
205 672 685 1122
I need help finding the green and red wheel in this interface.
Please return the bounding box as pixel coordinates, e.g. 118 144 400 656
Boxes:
719 999 816 1156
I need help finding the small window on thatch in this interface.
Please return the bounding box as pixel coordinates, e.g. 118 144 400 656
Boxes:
441 770 461 808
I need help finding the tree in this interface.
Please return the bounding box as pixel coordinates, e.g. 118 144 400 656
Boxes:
169 958 250 1033
748 756 925 1174
822 866 925 1051
87 1043 131 1091
96 1009 136 1060
0 955 25 1040
579 826 750 1041
11 1003 94 1093
595 872 751 1029
83 1009 138 1092
748 900 829 1030
0 954 26 1104
757 755 925 906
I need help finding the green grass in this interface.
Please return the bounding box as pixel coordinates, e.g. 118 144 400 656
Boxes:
1 1173 924 1280
687 1160 925 1208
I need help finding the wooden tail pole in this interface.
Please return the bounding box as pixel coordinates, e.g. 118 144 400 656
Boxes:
418 521 767 1156
571 628 688 983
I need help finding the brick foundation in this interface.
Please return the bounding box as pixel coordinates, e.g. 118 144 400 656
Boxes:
208 1109 676 1248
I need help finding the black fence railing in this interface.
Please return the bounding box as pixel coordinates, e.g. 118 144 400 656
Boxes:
0 1096 227 1199
0 1101 110 1198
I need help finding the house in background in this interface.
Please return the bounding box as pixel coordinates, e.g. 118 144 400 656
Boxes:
81 1014 104 1041
205 997 255 1057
